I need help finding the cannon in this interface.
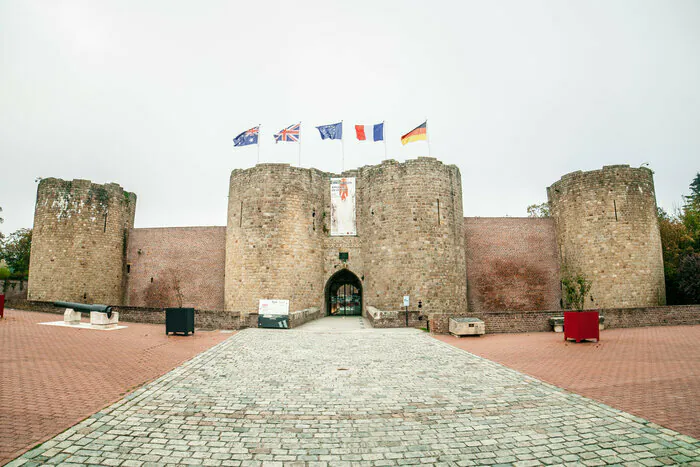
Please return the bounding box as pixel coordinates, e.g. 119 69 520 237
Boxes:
54 301 113 318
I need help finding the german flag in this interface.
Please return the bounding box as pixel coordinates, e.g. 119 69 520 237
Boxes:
401 121 427 145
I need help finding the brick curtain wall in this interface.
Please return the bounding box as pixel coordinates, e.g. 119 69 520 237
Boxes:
464 217 562 313
125 227 226 310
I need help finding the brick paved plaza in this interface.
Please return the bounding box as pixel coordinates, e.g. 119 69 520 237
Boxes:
8 316 699 466
0 309 230 465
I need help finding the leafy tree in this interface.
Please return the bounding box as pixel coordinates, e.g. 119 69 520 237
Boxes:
685 172 700 207
0 228 32 279
678 254 700 303
658 173 700 304
527 202 550 218
561 274 592 311
0 206 3 224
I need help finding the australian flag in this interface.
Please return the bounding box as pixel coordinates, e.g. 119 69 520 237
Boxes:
233 126 259 147
316 122 343 140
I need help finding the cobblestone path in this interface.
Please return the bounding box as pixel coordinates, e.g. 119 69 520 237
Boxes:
10 327 700 466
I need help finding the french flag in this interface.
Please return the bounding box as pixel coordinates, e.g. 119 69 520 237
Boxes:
355 122 384 142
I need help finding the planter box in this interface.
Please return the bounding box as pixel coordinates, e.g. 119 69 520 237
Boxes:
165 308 195 335
564 311 600 342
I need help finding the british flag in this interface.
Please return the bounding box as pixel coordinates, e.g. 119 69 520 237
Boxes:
274 122 300 143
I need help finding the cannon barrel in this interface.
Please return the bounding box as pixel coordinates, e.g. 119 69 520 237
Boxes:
54 301 112 318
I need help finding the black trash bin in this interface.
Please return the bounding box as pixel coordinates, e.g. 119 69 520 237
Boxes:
165 308 195 335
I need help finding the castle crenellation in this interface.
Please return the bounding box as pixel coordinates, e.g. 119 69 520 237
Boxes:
26 158 666 331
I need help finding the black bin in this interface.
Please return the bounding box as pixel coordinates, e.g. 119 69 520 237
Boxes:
165 308 195 335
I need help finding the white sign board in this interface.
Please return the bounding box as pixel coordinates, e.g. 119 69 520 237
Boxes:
403 295 410 307
330 177 356 236
258 299 289 316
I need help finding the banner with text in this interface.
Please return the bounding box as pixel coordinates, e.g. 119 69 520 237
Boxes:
330 177 356 236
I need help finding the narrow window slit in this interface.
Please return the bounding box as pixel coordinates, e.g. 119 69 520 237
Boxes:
437 198 441 225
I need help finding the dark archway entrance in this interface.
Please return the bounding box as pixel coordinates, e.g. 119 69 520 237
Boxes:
324 269 362 316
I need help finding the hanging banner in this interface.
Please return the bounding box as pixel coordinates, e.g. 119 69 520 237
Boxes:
330 177 356 236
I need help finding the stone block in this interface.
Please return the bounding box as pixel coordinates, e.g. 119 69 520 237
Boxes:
549 316 564 332
449 317 485 336
90 311 119 327
64 308 82 324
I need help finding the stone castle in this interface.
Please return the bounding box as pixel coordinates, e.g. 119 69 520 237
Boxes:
26 157 666 331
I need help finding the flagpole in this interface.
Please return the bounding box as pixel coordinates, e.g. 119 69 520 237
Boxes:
341 120 345 173
257 124 261 165
298 121 302 167
383 120 387 160
426 117 431 157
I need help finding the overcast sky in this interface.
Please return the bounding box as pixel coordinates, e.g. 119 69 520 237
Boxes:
1 0 699 235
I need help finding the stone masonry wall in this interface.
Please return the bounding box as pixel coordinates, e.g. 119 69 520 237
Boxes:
225 158 467 322
548 165 666 309
27 178 136 305
125 227 226 310
226 165 327 315
465 217 561 313
355 157 467 318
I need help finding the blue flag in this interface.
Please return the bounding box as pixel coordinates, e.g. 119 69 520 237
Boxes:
233 126 259 147
373 123 384 142
316 122 343 140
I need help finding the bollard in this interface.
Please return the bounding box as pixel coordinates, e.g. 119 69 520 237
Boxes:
0 294 4 318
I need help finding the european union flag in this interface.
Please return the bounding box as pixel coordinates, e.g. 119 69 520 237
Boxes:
233 126 259 147
316 122 343 140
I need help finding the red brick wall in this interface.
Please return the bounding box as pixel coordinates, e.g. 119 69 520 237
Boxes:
125 227 226 310
465 217 562 313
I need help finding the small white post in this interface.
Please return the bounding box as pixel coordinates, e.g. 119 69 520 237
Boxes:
298 121 302 167
341 120 345 173
382 120 387 160
257 124 261 164
426 117 431 157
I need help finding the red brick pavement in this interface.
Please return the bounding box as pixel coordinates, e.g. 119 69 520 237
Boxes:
436 325 700 440
0 309 231 465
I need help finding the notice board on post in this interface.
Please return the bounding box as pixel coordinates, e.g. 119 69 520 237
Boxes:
258 299 290 329
258 299 289 316
330 177 356 236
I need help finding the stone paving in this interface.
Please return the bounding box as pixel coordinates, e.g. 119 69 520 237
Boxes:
9 319 700 466
436 325 700 440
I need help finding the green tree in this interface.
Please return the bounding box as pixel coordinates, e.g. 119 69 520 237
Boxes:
527 202 550 218
659 173 700 304
561 274 592 311
685 172 700 207
678 254 700 302
0 228 32 279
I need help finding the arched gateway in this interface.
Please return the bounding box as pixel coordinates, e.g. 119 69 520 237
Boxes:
324 269 362 316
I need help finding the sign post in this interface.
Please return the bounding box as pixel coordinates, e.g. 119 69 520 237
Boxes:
403 295 410 327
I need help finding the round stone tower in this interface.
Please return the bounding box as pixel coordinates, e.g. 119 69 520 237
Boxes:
547 165 665 308
358 157 467 318
28 178 137 304
225 164 327 315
